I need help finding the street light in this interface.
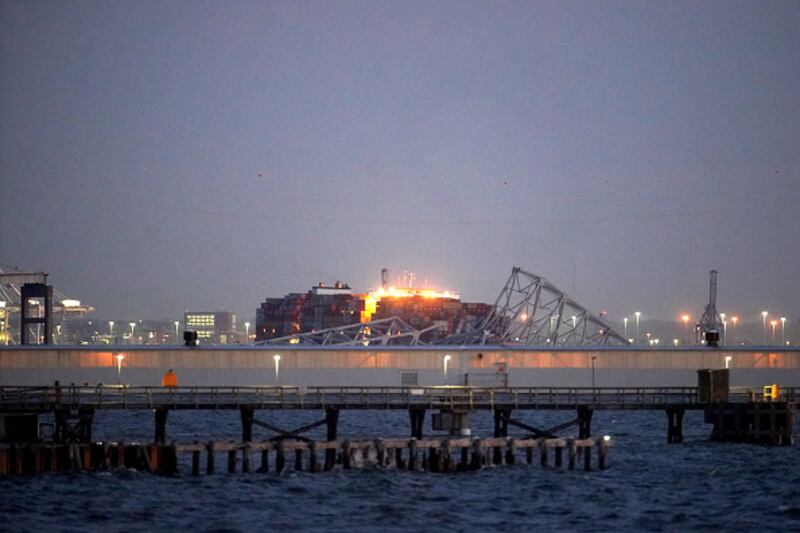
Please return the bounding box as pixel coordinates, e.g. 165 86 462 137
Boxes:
443 354 452 379
761 311 768 345
770 320 778 344
129 322 136 338
725 355 732 369
623 317 628 339
273 354 281 384
245 322 251 341
781 317 786 346
720 313 726 345
731 316 738 345
109 321 114 336
56 324 62 344
681 314 690 344
591 355 597 389
635 312 641 345
174 321 180 344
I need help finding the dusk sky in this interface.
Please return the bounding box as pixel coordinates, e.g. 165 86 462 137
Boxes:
2 1 799 324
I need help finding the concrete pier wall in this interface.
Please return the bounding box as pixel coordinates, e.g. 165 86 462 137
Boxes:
1 346 799 388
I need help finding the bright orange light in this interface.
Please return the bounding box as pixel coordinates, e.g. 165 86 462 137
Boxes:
771 320 778 326
360 283 459 323
361 294 378 322
368 286 458 300
731 316 739 325
681 314 690 323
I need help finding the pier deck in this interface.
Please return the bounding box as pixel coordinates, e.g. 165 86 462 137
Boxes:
1 384 792 412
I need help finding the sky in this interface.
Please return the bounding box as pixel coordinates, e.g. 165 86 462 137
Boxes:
1 0 799 325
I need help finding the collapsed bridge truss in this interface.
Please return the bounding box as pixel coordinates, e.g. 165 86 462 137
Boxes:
255 316 438 347
259 267 628 347
443 267 628 346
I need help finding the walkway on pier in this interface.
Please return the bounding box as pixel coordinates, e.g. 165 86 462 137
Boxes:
0 385 795 448
0 385 722 412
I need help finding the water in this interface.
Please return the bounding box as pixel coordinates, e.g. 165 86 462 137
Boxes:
2 410 800 531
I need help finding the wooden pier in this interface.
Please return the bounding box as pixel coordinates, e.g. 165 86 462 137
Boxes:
0 380 795 478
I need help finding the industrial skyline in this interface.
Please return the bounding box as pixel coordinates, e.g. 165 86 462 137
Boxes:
2 2 799 324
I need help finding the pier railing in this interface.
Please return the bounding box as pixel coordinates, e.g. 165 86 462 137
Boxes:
0 385 734 412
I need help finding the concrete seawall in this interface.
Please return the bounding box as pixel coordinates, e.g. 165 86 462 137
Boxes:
1 346 799 388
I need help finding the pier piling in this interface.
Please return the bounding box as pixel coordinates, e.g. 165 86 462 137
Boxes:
206 441 215 475
577 407 593 439
154 408 169 444
242 444 252 473
241 407 254 442
666 406 685 443
325 408 339 470
409 408 425 439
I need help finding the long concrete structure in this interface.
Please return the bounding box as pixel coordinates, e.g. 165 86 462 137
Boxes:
1 346 799 388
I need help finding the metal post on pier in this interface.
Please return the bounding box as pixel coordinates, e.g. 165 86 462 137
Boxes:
154 407 169 443
240 407 254 442
666 406 685 443
577 406 593 439
325 408 339 470
409 408 426 440
493 408 511 464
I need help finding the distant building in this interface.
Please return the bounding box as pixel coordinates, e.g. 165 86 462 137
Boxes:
185 311 237 344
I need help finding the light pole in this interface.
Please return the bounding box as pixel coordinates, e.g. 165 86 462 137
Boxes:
245 322 251 341
109 320 114 337
591 355 597 388
56 324 62 344
761 311 768 345
273 354 281 385
720 313 726 345
623 317 628 339
443 354 451 380
635 312 641 345
781 317 786 345
174 321 180 344
129 322 136 342
731 316 738 345
771 320 778 345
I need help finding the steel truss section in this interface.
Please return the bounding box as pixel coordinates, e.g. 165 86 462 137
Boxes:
442 267 628 346
255 316 439 346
